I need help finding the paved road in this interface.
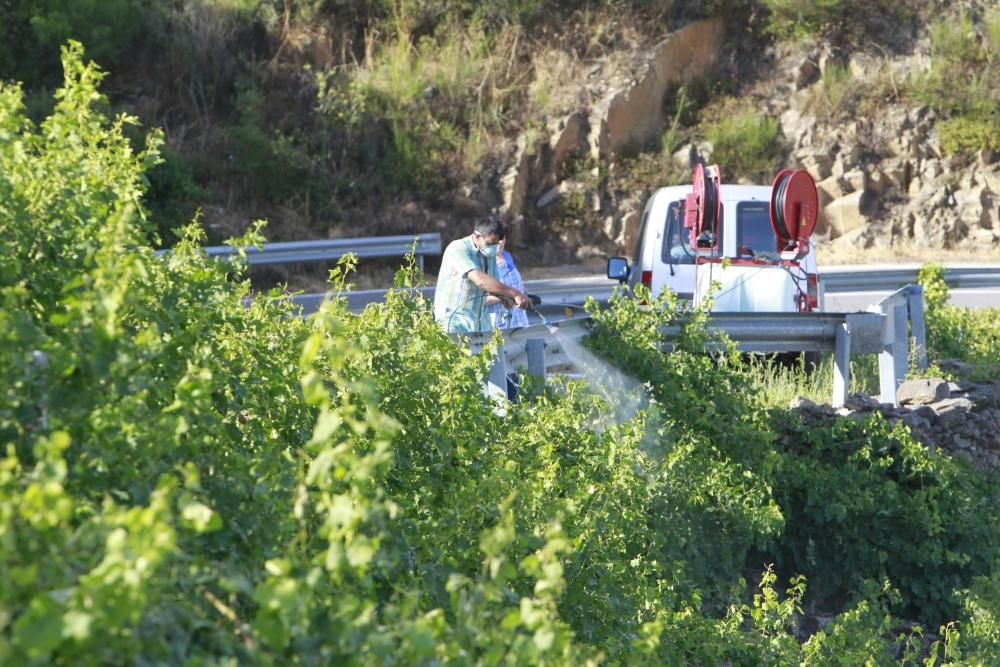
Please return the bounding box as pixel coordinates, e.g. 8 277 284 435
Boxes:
825 288 1000 312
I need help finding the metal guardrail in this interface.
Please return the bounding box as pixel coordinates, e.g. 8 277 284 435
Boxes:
294 276 615 315
820 264 1000 292
158 233 442 270
867 284 928 405
463 287 927 408
292 262 999 314
657 311 890 407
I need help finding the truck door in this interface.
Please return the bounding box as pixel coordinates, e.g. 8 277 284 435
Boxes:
654 198 716 300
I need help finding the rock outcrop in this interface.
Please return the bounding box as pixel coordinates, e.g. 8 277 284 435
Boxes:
788 378 1000 471
500 17 724 255
496 18 1000 261
775 48 1000 253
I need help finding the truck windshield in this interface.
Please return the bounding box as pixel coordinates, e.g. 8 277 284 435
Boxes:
661 199 723 265
736 202 778 260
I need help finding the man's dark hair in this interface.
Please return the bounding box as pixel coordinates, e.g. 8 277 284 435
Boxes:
474 215 505 239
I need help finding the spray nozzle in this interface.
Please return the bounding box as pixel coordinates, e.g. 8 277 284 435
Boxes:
526 294 559 335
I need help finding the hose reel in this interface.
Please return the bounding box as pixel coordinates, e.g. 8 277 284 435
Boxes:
684 163 721 253
769 169 818 259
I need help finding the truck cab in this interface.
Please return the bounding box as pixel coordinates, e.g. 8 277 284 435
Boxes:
608 177 820 312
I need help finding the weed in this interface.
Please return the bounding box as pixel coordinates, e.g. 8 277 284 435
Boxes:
806 62 861 123
918 262 1000 379
906 8 1000 157
700 101 783 183
742 353 881 408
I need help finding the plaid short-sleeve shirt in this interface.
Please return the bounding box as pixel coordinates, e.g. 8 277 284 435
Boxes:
434 236 498 333
489 251 530 329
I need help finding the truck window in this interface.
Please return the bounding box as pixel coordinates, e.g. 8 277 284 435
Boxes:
661 199 723 265
736 202 778 260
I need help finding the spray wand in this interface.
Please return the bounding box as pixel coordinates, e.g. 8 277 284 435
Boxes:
527 294 559 335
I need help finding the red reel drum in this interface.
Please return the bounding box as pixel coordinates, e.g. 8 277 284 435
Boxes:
770 169 818 253
685 163 721 251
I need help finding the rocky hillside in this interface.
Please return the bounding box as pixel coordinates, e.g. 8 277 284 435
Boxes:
487 7 1000 268
4 1 997 275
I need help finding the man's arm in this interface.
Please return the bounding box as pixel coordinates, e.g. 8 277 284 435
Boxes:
466 269 534 310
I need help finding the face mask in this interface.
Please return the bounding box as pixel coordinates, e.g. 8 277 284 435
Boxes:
480 244 499 258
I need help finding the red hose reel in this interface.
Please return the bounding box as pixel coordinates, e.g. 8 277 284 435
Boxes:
683 163 818 260
769 169 818 259
684 163 721 252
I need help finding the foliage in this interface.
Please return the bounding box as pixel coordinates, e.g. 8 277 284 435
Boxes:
761 0 927 50
947 568 1000 663
767 409 1000 625
0 0 149 84
741 353 881 408
144 145 205 245
228 78 320 203
907 8 1000 157
584 286 786 599
700 102 783 183
803 62 896 125
918 263 1000 376
938 117 1000 156
761 0 846 37
315 17 532 197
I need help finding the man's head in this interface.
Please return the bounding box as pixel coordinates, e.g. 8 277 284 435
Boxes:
472 215 505 251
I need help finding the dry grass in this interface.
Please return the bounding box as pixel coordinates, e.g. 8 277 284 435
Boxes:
817 240 1000 266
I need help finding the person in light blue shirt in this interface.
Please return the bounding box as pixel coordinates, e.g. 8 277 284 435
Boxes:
489 236 530 329
434 216 533 333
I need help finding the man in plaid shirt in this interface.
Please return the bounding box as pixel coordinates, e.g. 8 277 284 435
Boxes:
434 216 533 333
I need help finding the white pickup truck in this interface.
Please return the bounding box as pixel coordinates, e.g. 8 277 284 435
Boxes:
607 165 821 313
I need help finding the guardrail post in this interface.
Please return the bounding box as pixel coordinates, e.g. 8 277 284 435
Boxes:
526 339 546 381
878 303 908 406
906 284 928 370
832 322 850 407
486 343 508 403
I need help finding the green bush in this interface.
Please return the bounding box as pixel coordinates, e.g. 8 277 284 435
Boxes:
144 146 204 246
767 410 1000 624
227 78 319 203
761 0 845 37
938 116 1000 156
315 24 512 196
919 262 1000 375
0 0 150 83
761 0 925 49
907 10 1000 157
700 104 783 183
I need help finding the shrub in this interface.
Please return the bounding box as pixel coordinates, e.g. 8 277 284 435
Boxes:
907 9 1000 157
767 409 1000 625
0 0 150 83
700 103 783 183
316 21 523 196
918 262 1000 376
761 0 845 38
144 146 204 246
4 44 1000 664
938 116 1000 156
761 0 926 50
227 78 318 203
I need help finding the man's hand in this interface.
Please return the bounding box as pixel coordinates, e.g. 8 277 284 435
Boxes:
513 292 534 311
